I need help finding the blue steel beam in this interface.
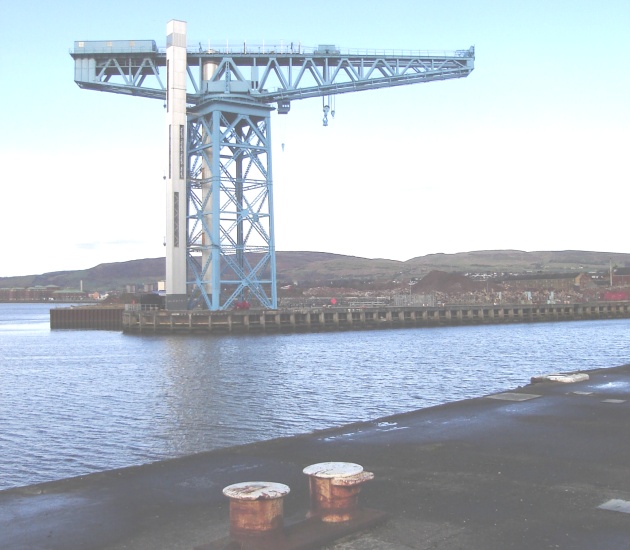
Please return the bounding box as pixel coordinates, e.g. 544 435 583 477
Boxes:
186 99 276 310
71 43 474 106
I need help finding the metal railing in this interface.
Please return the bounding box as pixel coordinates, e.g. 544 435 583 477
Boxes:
180 42 473 58
124 304 162 312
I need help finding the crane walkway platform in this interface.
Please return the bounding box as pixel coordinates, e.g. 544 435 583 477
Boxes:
2 364 630 549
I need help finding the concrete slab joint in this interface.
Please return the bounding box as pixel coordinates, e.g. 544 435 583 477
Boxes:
486 392 541 402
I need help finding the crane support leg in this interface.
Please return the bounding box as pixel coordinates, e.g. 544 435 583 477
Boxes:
187 99 277 311
165 20 189 310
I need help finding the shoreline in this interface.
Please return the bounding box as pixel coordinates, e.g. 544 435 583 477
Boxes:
3 363 630 549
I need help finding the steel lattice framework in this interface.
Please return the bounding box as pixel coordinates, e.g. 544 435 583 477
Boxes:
71 22 474 311
187 99 275 310
72 42 475 103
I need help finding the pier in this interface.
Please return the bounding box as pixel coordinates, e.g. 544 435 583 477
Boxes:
48 301 630 332
120 301 630 334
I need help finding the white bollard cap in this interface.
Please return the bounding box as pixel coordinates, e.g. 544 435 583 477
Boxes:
223 481 290 500
303 462 363 478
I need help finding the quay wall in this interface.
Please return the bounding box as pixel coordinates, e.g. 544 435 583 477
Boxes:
50 306 124 330
121 301 630 334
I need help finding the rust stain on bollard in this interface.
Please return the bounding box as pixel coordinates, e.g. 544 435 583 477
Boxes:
303 462 374 523
197 471 387 550
222 481 290 538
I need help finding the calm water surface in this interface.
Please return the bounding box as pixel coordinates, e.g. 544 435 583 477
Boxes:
1 302 628 489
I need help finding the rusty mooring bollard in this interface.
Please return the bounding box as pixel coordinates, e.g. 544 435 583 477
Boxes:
303 462 374 522
222 481 290 538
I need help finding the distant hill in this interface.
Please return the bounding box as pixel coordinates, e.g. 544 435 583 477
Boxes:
405 250 630 273
1 250 628 292
0 258 166 292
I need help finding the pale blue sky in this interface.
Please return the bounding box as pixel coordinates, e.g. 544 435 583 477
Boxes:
1 0 628 276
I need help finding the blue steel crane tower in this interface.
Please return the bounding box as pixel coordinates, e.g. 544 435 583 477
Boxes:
71 20 474 311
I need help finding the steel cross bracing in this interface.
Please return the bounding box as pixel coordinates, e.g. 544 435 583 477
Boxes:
71 42 475 107
186 100 275 310
71 27 474 311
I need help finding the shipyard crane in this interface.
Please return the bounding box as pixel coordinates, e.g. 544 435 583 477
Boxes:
71 20 474 311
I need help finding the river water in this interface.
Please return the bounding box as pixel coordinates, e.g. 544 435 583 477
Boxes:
1 302 628 490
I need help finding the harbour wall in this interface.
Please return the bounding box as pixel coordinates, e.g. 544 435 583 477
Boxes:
49 302 630 332
50 306 124 330
119 301 630 334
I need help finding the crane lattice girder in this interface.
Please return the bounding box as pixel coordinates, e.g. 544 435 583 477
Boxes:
71 43 474 105
71 29 473 311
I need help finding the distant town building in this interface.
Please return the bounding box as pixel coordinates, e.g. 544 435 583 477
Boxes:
0 285 90 302
497 272 596 292
612 268 630 287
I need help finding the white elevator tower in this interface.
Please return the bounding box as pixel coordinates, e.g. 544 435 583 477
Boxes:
164 20 188 310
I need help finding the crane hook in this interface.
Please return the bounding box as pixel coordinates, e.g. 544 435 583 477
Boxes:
322 104 330 127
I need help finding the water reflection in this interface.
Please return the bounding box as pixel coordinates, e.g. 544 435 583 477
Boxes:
1 303 629 489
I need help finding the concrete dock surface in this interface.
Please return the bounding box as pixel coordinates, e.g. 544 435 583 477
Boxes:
2 364 630 550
